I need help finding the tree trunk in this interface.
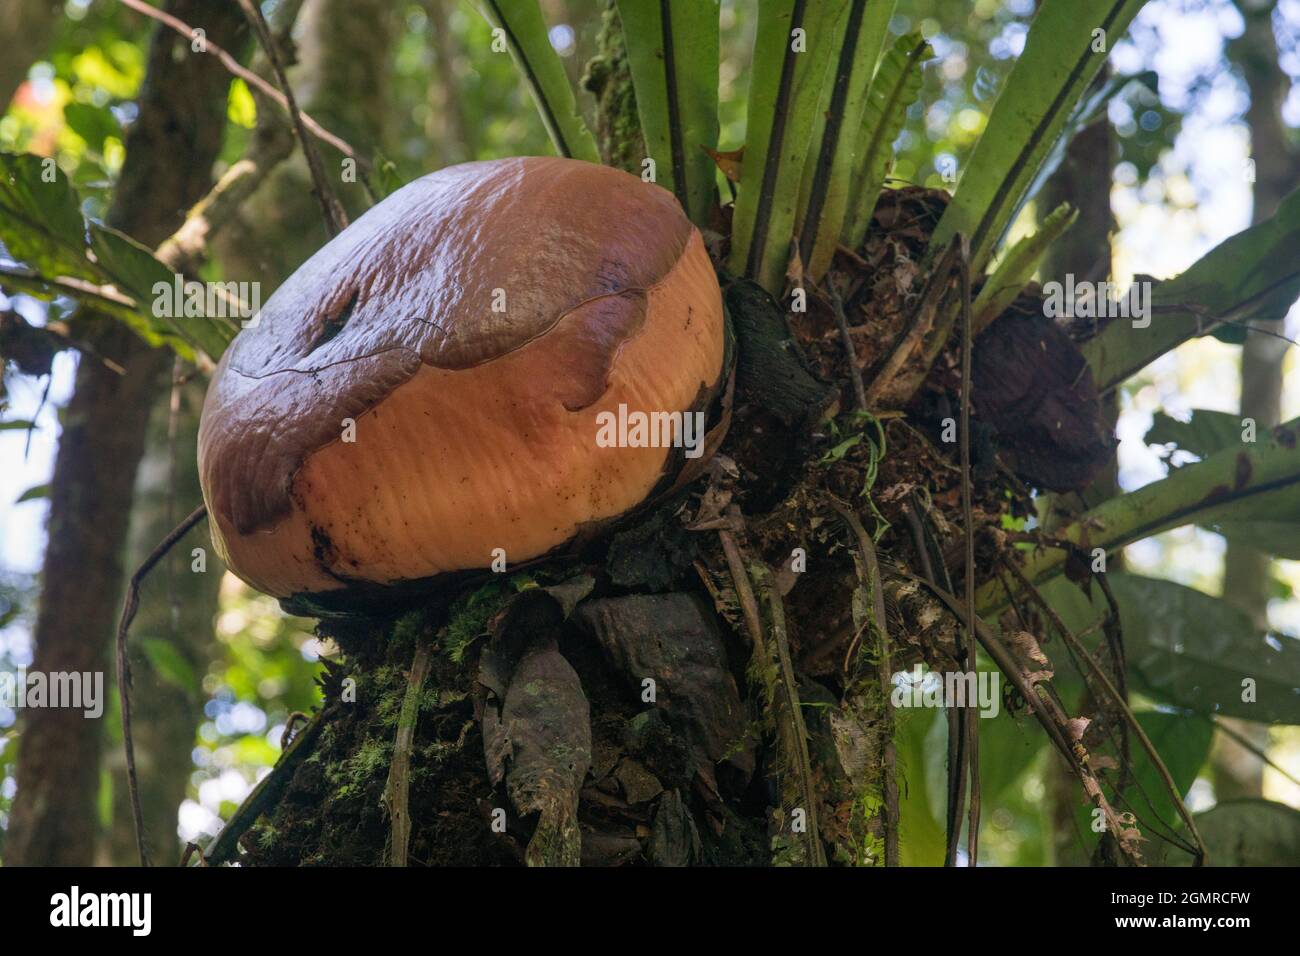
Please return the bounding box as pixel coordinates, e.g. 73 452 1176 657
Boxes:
0 1 61 108
215 0 401 292
1036 70 1118 866
1217 0 1295 801
104 374 223 865
5 0 247 867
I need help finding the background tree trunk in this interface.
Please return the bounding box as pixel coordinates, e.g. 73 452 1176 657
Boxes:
1216 0 1295 801
1036 70 1118 866
103 375 223 865
0 1 62 108
216 0 401 291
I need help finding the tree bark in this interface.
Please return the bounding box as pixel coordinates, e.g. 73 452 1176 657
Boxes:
1217 0 1295 801
0 1 62 109
215 0 401 291
104 376 223 865
1037 71 1118 866
6 0 247 867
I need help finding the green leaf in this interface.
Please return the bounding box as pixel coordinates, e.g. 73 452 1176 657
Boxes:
1017 70 1158 230
90 224 231 359
1150 431 1300 556
978 709 1047 808
1128 711 1213 830
141 637 199 695
63 102 122 154
15 483 50 503
929 0 1145 273
615 0 720 226
1085 186 1300 394
1038 573 1300 724
1186 799 1300 866
1108 574 1300 724
794 0 897 281
727 0 850 294
470 1 600 163
367 148 405 201
894 706 947 866
970 201 1078 334
1144 409 1243 459
0 153 97 281
841 31 932 251
978 416 1300 613
1210 520 1300 559
226 78 257 129
0 419 36 431
820 433 863 463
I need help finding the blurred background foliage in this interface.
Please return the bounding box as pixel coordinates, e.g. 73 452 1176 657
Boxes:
1 0 1298 866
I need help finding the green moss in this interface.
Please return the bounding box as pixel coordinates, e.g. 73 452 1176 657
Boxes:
579 1 645 173
440 581 509 662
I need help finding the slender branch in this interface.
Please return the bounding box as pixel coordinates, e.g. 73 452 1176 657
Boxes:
829 280 867 412
831 500 899 867
382 641 433 866
202 705 337 865
1001 558 1207 865
958 234 980 866
718 528 765 652
115 503 208 867
1212 718 1300 789
234 0 348 236
0 264 136 309
115 0 366 170
154 127 292 274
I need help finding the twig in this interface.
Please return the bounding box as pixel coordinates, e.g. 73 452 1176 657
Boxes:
382 641 433 866
718 529 765 651
901 571 1145 865
831 499 899 867
756 564 827 866
1001 558 1207 865
116 503 208 867
829 280 867 412
719 522 825 866
116 0 365 170
234 0 348 236
902 492 967 862
280 711 309 749
203 705 337 865
958 234 980 866
0 264 136 311
155 149 289 274
863 237 961 407
1212 718 1300 789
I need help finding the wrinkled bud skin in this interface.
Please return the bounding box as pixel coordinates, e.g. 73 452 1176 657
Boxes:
199 157 727 603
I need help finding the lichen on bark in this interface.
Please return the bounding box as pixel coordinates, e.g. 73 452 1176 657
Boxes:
581 2 646 175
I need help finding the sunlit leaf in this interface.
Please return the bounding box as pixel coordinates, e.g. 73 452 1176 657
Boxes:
841 31 932 251
929 0 1145 272
616 0 720 227
470 1 600 163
